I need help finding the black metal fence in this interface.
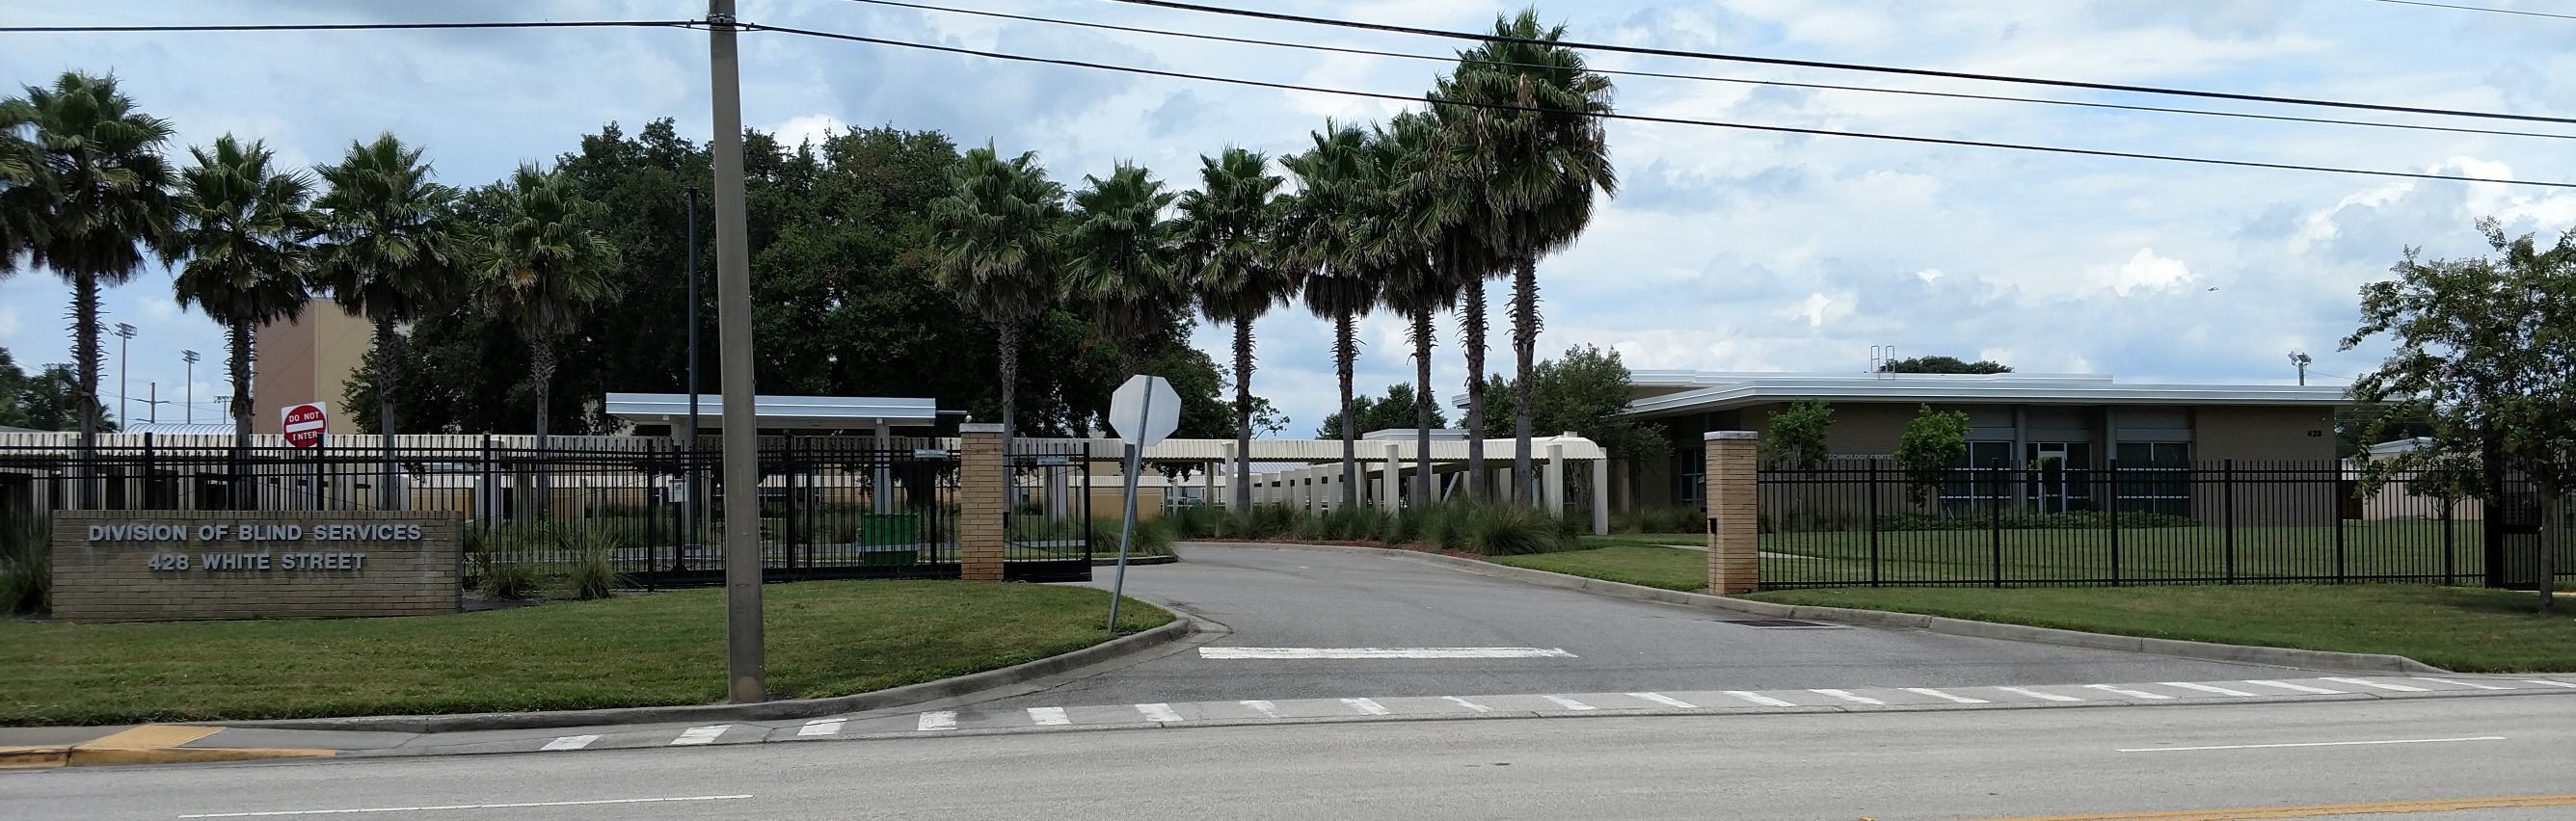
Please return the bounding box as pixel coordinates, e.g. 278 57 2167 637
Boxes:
1758 460 2571 590
0 437 1091 590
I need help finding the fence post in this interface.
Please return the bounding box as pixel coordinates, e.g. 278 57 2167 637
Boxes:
142 432 156 509
1990 460 2003 588
2333 467 2347 584
2443 495 2456 587
1703 432 1758 595
1866 460 1881 588
958 424 1007 581
783 437 801 576
2223 459 2237 584
2107 461 2121 587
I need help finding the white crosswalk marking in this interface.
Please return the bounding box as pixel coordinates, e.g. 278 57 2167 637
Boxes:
1811 689 1886 705
1136 703 1184 723
1441 696 1492 713
2084 684 2173 700
1901 687 1989 703
1240 700 1283 719
1341 698 1391 716
2413 677 2510 691
1027 707 1071 726
1541 695 1597 711
2161 681 2264 698
2243 679 2346 695
1996 686 2082 702
2521 679 2576 689
540 734 599 752
797 719 845 736
670 725 729 746
1629 692 1699 709
917 711 958 731
1724 691 1799 707
2323 676 2429 692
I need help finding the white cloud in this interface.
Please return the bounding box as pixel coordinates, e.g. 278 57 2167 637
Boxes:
2095 249 2196 296
770 114 847 150
1916 268 1945 283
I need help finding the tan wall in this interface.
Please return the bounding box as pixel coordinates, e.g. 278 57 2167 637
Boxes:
2193 406 2337 463
1086 488 1166 520
253 302 371 435
52 510 461 622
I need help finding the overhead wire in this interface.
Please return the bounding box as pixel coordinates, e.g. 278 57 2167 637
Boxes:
1093 0 2576 125
0 20 707 33
743 21 2576 189
2364 0 2576 21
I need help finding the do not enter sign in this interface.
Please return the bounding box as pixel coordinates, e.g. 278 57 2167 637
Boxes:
282 402 329 448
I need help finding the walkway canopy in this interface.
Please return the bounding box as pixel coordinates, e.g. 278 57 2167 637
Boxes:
604 393 942 434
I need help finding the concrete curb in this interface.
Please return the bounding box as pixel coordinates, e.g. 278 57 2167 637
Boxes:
1090 554 1178 567
211 614 1196 734
1191 542 2450 675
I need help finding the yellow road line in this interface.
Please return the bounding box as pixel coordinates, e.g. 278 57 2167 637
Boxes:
1979 793 2576 820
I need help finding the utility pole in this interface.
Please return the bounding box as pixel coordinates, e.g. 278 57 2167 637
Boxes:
707 0 765 703
114 323 137 425
684 184 703 559
2289 351 2312 385
181 350 200 424
148 383 157 424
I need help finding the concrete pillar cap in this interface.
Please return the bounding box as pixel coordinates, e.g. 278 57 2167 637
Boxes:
1704 431 1758 440
960 423 1005 434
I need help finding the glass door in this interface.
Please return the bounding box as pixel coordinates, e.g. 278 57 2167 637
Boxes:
2026 442 2094 513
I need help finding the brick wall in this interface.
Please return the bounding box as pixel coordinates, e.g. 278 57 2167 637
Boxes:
52 511 462 622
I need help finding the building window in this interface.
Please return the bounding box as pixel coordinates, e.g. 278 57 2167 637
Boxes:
2115 441 2192 516
1674 447 1704 506
1941 441 2017 510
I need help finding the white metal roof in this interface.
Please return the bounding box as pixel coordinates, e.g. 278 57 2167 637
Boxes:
604 393 941 430
1618 371 2348 418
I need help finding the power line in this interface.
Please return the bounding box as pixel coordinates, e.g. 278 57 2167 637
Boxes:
1094 0 2576 125
829 0 2574 142
0 20 705 34
745 22 2576 189
2366 0 2576 21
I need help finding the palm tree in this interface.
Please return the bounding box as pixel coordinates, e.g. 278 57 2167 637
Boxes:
1368 114 1457 505
929 144 1066 453
314 133 459 509
1064 161 1180 382
1177 147 1296 512
0 100 42 277
1279 122 1381 507
470 162 618 454
169 135 320 481
1443 10 1619 503
2 72 177 478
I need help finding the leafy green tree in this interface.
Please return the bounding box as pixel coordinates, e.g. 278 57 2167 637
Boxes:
1371 113 1460 504
1894 405 1971 506
929 144 1065 449
1178 147 1296 510
1065 162 1181 380
1761 399 1834 470
1315 383 1447 438
1479 345 1668 502
169 135 318 450
1280 122 1383 505
0 100 40 277
1442 11 1619 503
0 351 99 433
1880 356 2012 374
2343 219 2576 611
2 71 177 464
469 162 618 452
315 132 458 507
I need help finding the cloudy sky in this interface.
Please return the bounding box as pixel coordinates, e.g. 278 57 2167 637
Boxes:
5 0 2573 435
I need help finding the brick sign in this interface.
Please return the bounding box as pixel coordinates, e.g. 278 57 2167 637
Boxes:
51 511 462 622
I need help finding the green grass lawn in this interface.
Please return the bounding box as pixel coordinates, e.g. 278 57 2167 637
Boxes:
1500 543 1707 591
1743 585 2576 673
0 580 1170 726
1759 521 2505 586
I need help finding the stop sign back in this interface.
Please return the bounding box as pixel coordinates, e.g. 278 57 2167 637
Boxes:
282 402 329 449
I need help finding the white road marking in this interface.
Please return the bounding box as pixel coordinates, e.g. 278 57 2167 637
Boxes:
1240 700 1282 719
1441 696 1492 713
1629 692 1700 709
2161 681 2265 698
1996 686 2082 702
1136 702 1184 722
2117 736 2506 754
1724 691 1799 707
2085 684 2175 701
2413 677 2510 691
1811 689 1887 705
178 796 756 818
2323 676 2429 693
795 720 845 737
538 735 598 752
1027 707 1071 727
1198 647 1575 659
2243 679 2346 695
1541 695 1597 711
1900 687 1989 703
670 725 729 746
2521 679 2576 689
916 711 957 731
1341 698 1391 716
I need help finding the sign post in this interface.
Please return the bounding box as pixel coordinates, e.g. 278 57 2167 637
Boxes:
1105 375 1180 633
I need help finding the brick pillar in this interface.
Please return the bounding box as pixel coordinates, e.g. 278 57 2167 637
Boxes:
1705 431 1759 595
959 423 1006 581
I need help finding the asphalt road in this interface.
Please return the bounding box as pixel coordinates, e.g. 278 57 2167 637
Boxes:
14 696 2571 819
983 543 2314 708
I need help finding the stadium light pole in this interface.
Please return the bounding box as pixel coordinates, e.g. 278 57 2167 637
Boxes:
181 350 200 424
114 323 137 426
707 0 765 703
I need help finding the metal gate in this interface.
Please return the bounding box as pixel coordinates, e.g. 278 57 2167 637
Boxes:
1003 443 1093 582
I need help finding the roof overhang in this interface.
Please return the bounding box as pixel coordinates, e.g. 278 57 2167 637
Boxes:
604 393 940 431
1620 374 2348 418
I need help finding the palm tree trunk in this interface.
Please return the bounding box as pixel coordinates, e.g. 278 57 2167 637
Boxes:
1410 306 1436 506
73 273 100 509
371 316 401 511
1462 275 1487 500
228 318 255 510
1512 256 1539 505
531 336 555 520
997 322 1020 462
1231 318 1254 512
1334 309 1357 508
